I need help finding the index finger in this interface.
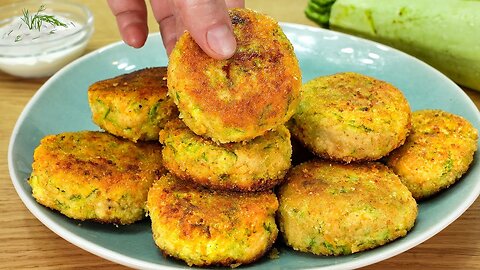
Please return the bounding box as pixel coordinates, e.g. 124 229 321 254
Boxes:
107 0 149 48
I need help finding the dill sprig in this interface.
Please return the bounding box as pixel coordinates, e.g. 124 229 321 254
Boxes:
21 5 67 31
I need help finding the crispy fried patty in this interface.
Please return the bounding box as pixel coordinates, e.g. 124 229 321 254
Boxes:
168 8 301 143
88 67 178 142
29 131 165 224
147 173 278 267
385 109 478 200
277 160 417 255
289 72 411 162
159 119 291 191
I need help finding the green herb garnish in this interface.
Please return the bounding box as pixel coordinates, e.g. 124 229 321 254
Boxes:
21 5 67 31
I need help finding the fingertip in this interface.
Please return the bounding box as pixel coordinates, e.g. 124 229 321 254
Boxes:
107 0 148 48
174 0 237 59
122 24 148 48
205 24 237 59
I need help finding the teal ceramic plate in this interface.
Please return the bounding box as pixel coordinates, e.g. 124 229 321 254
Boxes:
9 23 480 269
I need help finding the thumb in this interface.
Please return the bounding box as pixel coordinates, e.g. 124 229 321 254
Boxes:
173 0 237 59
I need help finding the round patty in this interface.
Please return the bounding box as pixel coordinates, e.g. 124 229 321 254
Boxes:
289 72 411 162
29 131 165 225
385 109 478 200
159 119 291 191
88 67 178 142
147 173 278 267
168 8 301 143
277 160 417 255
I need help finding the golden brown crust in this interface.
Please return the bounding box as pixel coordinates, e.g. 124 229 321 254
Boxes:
290 72 411 162
88 67 178 142
277 160 417 255
29 131 165 224
159 119 291 192
90 67 168 97
147 173 278 267
168 8 301 143
385 109 478 200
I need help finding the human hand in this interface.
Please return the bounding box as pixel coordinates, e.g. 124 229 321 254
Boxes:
107 0 245 60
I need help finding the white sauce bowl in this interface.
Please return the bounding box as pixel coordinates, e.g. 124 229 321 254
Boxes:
0 0 94 78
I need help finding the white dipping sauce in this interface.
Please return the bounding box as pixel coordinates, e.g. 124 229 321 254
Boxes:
0 16 79 45
0 14 90 78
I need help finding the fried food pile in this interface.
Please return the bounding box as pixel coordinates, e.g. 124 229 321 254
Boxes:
28 7 478 268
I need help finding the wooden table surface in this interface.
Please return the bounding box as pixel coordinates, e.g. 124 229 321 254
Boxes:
1 1 479 269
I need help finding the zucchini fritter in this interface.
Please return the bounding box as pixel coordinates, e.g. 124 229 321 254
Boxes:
290 72 411 162
168 8 301 143
147 173 278 267
29 131 165 224
159 119 291 191
88 67 178 142
385 109 478 200
277 160 417 255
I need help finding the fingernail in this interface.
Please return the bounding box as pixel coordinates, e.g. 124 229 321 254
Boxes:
207 24 236 58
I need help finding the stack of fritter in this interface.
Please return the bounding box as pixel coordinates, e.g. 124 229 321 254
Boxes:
279 72 477 256
278 72 418 255
28 67 177 225
27 6 478 269
149 8 302 267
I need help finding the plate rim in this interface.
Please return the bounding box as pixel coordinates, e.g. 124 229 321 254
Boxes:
8 22 480 270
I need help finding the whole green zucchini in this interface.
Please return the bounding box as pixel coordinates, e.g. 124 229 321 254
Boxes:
306 0 480 91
